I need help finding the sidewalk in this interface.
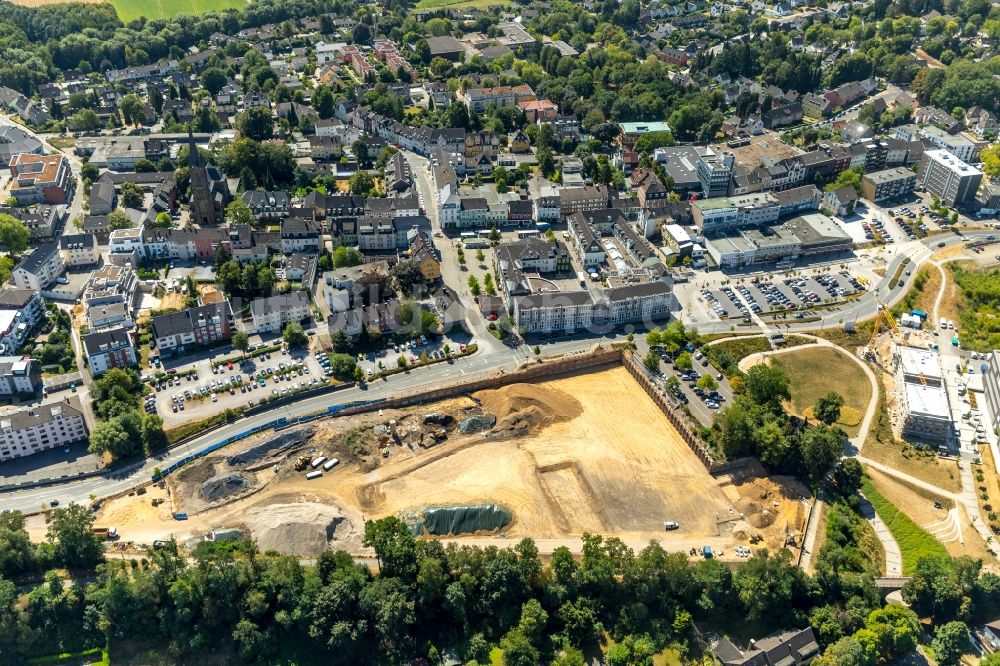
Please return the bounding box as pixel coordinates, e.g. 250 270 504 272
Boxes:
859 493 903 576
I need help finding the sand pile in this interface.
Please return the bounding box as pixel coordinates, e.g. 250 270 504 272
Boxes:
243 502 354 556
200 473 251 500
474 383 582 436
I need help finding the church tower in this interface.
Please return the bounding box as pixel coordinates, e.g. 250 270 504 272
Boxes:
188 129 218 225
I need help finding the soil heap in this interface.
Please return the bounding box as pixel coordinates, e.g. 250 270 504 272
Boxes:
473 383 583 436
200 473 250 501
242 502 354 556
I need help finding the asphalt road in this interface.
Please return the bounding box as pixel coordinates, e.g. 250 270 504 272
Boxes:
0 221 990 513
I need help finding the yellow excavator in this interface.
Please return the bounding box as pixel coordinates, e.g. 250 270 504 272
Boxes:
863 299 900 361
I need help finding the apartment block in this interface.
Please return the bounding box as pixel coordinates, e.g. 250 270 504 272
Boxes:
83 326 137 376
0 397 89 462
860 167 917 203
7 153 73 205
918 149 984 208
249 291 311 334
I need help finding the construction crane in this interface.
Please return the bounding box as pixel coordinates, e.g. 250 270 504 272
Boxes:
863 299 900 361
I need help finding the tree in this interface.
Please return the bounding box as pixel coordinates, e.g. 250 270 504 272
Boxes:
363 516 416 580
330 328 351 352
981 144 1000 179
801 425 844 486
475 249 485 263
328 353 358 380
697 374 718 391
646 328 662 348
500 629 539 666
814 391 845 425
352 140 370 167
313 85 335 119
225 199 254 226
675 351 693 371
107 209 132 231
333 246 364 268
533 345 540 356
236 106 274 141
643 351 660 373
830 458 863 498
390 260 425 296
816 637 866 666
349 171 377 196
0 511 35 578
468 275 481 297
200 67 228 96
743 364 791 410
483 273 496 296
120 181 143 208
931 621 969 666
120 93 144 125
46 504 103 568
153 211 172 228
282 321 308 349
0 214 30 258
232 331 250 358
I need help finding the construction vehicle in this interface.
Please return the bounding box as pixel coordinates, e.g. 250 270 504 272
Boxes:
863 299 900 361
293 456 310 471
92 527 119 540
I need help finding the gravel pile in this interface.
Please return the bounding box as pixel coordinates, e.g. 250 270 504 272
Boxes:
226 426 315 467
244 502 354 556
200 473 250 500
422 413 453 426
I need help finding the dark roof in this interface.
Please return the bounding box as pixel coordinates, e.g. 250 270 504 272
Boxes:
151 303 230 340
83 326 132 356
59 233 96 250
425 36 464 55
13 242 58 275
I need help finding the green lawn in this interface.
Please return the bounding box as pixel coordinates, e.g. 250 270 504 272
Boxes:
113 0 247 23
862 476 949 575
770 346 871 436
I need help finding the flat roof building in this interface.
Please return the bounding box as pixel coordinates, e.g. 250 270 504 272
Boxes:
918 149 984 208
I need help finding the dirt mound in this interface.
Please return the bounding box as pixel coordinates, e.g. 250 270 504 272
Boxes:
200 473 251 501
243 502 355 556
227 427 314 467
473 383 582 435
176 460 216 485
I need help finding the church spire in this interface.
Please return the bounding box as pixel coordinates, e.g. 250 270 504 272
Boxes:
187 128 200 168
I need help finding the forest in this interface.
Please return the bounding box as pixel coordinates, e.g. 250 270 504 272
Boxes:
3 484 1000 666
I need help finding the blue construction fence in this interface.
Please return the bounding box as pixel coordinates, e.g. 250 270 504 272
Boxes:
152 398 386 481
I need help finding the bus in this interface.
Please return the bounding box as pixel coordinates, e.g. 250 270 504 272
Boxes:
460 232 476 240
463 238 489 249
517 229 541 240
477 229 492 238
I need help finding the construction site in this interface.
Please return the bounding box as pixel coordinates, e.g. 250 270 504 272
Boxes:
84 365 809 560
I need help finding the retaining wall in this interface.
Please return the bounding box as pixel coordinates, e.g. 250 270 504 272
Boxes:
621 351 723 471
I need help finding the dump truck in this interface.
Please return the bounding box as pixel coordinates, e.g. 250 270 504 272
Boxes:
92 527 119 540
702 545 713 559
172 512 188 521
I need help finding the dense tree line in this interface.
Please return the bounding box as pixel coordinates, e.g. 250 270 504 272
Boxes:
87 368 167 461
0 510 895 665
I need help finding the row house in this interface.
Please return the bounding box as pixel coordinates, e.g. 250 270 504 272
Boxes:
280 218 322 254
142 227 229 261
242 190 291 222
151 302 235 355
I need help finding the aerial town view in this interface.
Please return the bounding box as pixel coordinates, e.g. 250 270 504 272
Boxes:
1 0 1000 662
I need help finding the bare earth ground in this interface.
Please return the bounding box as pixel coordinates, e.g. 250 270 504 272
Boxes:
82 367 807 559
866 467 994 564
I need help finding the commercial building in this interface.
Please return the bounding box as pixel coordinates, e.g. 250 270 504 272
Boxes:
900 382 952 443
0 397 89 463
697 149 734 198
984 351 1000 433
895 345 943 386
918 149 984 208
7 153 73 205
705 213 852 268
83 326 137 376
512 281 673 335
860 167 917 203
0 357 42 396
249 291 311 334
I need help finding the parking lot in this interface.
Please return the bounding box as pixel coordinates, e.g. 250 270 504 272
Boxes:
353 335 474 377
700 271 863 320
652 344 735 425
149 345 328 426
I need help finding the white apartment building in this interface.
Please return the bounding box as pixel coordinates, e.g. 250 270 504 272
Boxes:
58 233 100 267
249 291 311 334
0 397 88 462
11 241 65 291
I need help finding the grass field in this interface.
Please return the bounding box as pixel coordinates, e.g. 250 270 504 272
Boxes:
862 476 949 575
414 0 510 9
769 346 871 437
112 0 247 23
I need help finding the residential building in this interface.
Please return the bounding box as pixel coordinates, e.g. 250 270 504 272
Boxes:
0 357 41 395
860 167 917 203
823 186 858 216
89 181 116 215
7 153 73 205
0 397 89 463
0 288 44 354
151 301 234 354
280 218 322 253
83 326 137 376
242 190 290 221
918 149 984 208
11 242 64 291
713 628 819 666
461 84 536 112
249 291 311 334
58 234 100 267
